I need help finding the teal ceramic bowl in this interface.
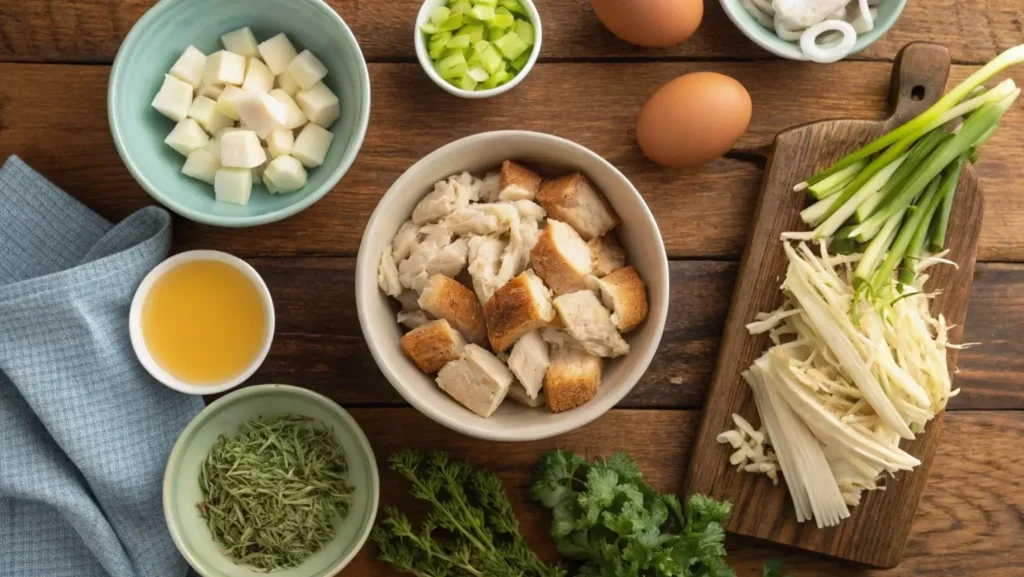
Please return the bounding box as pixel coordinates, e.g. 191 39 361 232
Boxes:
109 0 370 227
164 384 379 577
719 0 906 61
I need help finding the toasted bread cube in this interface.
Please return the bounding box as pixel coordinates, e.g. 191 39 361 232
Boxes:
203 50 246 86
545 345 602 413
553 290 630 358
507 382 546 408
536 173 618 240
401 319 467 374
242 56 275 93
436 344 513 417
287 49 328 90
483 270 556 352
152 74 193 122
588 234 626 277
497 160 542 201
418 274 487 344
506 330 549 399
169 45 207 88
596 266 648 333
258 33 299 75
221 27 259 58
530 219 593 296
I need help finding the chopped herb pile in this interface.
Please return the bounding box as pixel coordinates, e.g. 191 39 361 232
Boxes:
372 450 565 577
532 450 736 577
197 414 353 571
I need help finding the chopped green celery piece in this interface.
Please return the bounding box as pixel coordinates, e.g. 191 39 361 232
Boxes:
450 0 472 14
429 31 452 49
468 67 490 82
510 52 529 71
441 46 470 59
493 31 528 60
438 51 467 72
458 75 478 91
466 51 482 66
457 24 485 44
491 12 515 28
429 6 451 25
472 0 497 4
483 69 510 89
420 22 439 34
441 62 469 80
470 4 495 21
438 13 465 31
480 45 504 74
447 34 471 49
499 0 528 16
474 40 490 53
514 19 534 45
488 27 506 40
429 45 446 59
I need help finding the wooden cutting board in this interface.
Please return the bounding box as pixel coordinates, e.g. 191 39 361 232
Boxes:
684 42 984 568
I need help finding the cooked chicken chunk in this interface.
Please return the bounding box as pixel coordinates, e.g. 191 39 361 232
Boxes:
553 289 630 358
511 199 546 223
483 270 556 352
545 344 602 413
530 219 593 295
444 203 518 236
506 330 550 399
467 235 507 304
436 344 513 418
480 171 501 202
397 309 432 329
588 234 626 277
507 383 546 408
391 220 422 263
401 319 467 374
497 160 542 201
377 250 403 297
536 173 618 240
596 266 649 333
398 230 469 293
412 172 479 225
418 274 487 343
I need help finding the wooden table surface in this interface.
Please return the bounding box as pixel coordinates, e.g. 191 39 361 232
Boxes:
2 1 1022 575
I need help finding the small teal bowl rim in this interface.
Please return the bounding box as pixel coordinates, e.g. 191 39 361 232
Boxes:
719 0 907 61
108 0 372 228
163 384 380 577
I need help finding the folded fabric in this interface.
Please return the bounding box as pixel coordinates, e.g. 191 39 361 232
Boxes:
0 156 204 577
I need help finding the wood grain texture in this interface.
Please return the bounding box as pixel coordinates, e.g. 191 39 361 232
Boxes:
686 44 984 567
0 62 1022 260
326 408 1024 576
1 0 1020 65
245 258 1024 411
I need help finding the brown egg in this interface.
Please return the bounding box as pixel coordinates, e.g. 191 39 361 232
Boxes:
590 0 703 48
636 72 752 168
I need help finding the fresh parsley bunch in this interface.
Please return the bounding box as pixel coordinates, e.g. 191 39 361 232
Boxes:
532 451 736 577
372 450 565 577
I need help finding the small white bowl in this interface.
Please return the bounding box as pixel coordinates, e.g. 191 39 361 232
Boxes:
414 0 542 99
355 131 669 441
130 250 275 395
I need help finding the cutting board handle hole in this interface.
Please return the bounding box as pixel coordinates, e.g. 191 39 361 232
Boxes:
911 85 926 101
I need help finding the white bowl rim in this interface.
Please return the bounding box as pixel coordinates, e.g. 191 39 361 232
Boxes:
129 250 276 395
355 130 669 441
413 0 542 99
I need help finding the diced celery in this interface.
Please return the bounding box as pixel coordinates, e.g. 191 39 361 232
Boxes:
474 40 490 54
429 31 452 50
466 51 482 67
480 44 503 74
458 75 478 91
441 62 469 80
488 27 506 41
429 45 446 59
499 0 528 16
491 12 515 28
514 19 534 45
456 24 485 44
493 30 527 60
438 13 464 31
429 6 451 25
468 67 490 82
472 0 497 5
469 4 495 21
441 46 469 59
438 51 467 72
510 51 529 71
450 0 472 14
420 22 439 34
447 34 471 49
483 69 510 89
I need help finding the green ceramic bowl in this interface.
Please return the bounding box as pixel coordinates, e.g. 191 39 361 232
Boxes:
164 384 379 577
719 0 906 61
109 0 370 227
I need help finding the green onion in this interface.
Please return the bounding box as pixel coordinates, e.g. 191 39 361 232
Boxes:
813 151 909 239
806 159 866 199
871 175 944 291
852 127 948 224
899 174 950 285
928 156 966 252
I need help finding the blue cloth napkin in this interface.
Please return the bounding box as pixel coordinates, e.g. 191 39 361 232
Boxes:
0 156 204 577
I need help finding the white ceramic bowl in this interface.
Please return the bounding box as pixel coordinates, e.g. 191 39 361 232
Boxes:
414 0 542 99
355 131 669 441
130 250 276 395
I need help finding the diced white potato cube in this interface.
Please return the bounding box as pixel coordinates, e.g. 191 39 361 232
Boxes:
295 82 340 128
286 49 328 90
220 27 259 57
215 167 253 205
169 45 207 87
257 33 298 75
275 70 301 96
215 85 247 120
152 74 193 122
264 155 308 193
242 57 274 93
268 89 307 130
266 129 295 158
187 95 234 134
252 147 271 179
164 118 210 156
292 123 334 168
198 83 224 99
262 172 280 194
235 91 289 139
181 147 221 184
220 130 266 168
203 50 246 85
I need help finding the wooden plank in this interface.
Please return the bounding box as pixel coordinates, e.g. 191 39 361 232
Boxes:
245 258 1024 411
324 408 1024 576
0 62 1022 260
1 0 1020 65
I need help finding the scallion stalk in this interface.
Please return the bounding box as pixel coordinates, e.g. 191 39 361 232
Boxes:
806 160 867 199
854 207 906 289
812 151 909 239
928 156 966 252
898 175 949 286
853 128 948 223
871 176 944 291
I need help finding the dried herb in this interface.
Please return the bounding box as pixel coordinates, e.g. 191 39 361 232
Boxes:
197 414 353 572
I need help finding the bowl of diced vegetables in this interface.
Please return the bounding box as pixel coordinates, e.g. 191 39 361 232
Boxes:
415 0 541 98
109 0 371 227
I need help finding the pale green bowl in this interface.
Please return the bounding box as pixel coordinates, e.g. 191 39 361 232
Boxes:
109 0 370 227
719 0 906 61
164 384 379 577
